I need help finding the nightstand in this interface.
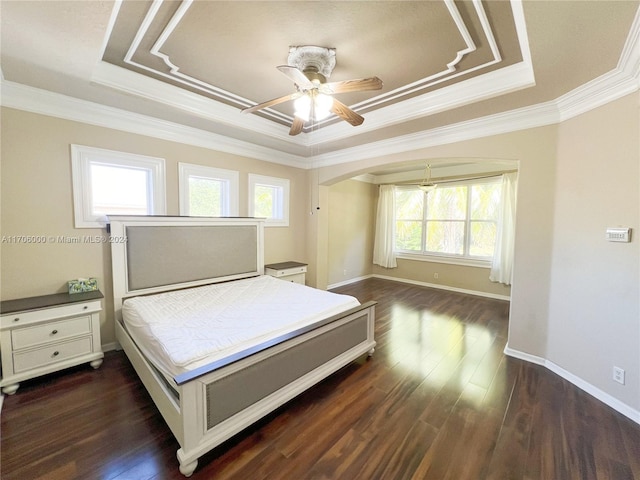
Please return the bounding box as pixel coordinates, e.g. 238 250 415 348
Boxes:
265 261 308 285
0 290 104 395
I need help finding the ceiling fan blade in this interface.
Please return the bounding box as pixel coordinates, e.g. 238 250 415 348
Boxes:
330 99 364 126
241 92 299 114
277 65 314 89
323 76 383 94
289 116 304 136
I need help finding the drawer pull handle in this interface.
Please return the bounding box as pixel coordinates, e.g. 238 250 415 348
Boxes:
51 329 58 335
52 351 59 357
13 317 20 322
83 306 88 310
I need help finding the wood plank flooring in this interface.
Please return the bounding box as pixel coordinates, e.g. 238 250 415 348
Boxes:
2 278 639 479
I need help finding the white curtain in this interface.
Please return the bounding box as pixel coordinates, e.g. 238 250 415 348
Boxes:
373 185 397 269
490 172 518 285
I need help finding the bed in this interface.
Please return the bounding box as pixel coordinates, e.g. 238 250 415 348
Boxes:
109 216 376 477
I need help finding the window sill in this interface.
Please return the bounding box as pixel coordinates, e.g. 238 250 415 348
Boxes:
396 253 491 269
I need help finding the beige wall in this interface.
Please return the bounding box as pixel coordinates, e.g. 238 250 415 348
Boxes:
327 179 376 286
325 176 510 297
0 108 308 346
371 259 512 298
319 126 559 361
2 91 638 414
317 93 640 413
546 93 639 408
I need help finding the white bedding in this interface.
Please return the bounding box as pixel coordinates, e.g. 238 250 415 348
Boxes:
122 275 360 379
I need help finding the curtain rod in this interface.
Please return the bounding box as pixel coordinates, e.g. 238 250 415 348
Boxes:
380 169 518 187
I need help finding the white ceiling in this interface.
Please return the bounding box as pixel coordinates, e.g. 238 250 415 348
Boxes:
1 1 639 178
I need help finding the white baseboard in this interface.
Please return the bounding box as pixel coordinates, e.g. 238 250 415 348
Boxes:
371 274 511 301
328 274 374 290
101 342 119 353
504 344 640 425
328 274 511 300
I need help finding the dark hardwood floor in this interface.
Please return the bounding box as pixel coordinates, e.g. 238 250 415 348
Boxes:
2 278 639 479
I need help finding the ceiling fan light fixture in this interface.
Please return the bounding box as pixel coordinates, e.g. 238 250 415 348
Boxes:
241 46 382 135
314 93 334 120
418 183 438 193
293 94 311 122
418 164 437 194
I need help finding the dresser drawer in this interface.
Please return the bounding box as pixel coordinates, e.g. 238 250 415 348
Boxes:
13 337 93 373
1 300 101 328
11 316 92 350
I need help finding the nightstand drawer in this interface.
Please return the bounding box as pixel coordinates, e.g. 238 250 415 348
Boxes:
283 273 306 285
266 266 307 277
13 336 93 373
1 300 101 328
11 316 92 350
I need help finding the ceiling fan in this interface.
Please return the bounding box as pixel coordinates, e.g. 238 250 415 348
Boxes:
241 46 383 136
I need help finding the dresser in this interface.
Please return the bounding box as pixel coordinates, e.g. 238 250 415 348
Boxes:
264 261 308 285
0 290 104 395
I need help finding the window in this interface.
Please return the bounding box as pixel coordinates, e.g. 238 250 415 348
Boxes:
248 174 290 226
178 163 239 217
71 145 166 228
394 179 501 263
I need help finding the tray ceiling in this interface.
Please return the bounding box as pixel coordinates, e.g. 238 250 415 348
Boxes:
1 0 639 168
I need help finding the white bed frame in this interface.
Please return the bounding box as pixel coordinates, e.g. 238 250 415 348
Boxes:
109 216 376 476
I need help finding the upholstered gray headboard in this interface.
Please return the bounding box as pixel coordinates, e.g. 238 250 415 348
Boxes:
110 216 265 321
125 225 258 291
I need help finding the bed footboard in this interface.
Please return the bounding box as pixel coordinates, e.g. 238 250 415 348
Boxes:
176 301 376 476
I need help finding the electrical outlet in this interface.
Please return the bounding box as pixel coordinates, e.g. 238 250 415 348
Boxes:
343 269 347 276
613 366 625 385
433 272 439 279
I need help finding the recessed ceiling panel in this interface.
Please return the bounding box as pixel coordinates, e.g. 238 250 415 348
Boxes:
102 0 524 129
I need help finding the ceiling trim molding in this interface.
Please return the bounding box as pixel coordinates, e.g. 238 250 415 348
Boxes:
3 6 638 172
92 0 532 146
306 60 535 146
0 80 308 169
101 0 506 131
310 63 639 168
90 55 534 150
618 4 640 82
2 55 636 172
309 8 640 167
91 61 301 143
341 0 503 115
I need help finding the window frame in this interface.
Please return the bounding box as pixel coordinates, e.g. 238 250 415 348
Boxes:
248 174 290 227
178 163 239 217
71 145 166 228
394 177 501 267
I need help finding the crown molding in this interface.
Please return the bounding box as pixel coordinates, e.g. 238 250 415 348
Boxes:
0 80 307 169
91 61 301 144
307 60 535 147
311 31 640 168
2 4 638 172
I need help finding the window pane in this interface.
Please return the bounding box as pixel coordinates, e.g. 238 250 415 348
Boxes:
395 189 423 219
255 185 277 219
469 221 497 257
90 164 149 215
426 221 464 254
427 186 467 220
396 220 422 251
188 177 222 216
470 184 500 220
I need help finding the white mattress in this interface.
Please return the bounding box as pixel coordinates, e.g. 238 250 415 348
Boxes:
122 275 360 379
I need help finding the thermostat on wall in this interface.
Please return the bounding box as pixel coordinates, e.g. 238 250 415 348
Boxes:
606 227 631 242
